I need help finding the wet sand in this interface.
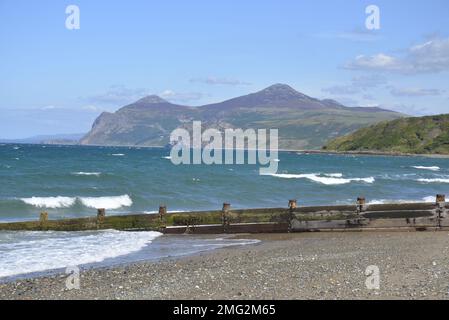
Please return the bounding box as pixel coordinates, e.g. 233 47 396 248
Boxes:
1 231 449 300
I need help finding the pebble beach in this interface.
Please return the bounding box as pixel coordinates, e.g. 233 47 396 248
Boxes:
1 231 449 300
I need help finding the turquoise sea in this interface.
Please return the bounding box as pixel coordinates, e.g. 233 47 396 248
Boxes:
1 143 448 279
1 144 449 221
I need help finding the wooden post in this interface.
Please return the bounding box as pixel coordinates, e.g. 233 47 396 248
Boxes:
97 208 106 224
357 197 366 214
39 211 48 223
287 200 297 233
222 203 230 233
222 203 231 212
436 195 446 222
159 205 167 221
288 199 297 211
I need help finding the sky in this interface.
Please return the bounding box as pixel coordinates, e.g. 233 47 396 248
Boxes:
1 0 448 138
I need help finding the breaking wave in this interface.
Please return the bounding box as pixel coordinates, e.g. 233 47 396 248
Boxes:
0 230 161 278
263 173 375 185
20 195 133 210
417 178 449 184
367 196 436 205
79 195 133 209
21 196 76 209
71 172 102 176
412 166 440 171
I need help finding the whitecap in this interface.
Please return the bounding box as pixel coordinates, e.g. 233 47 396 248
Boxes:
417 178 449 184
111 153 125 157
21 196 76 209
324 173 343 178
71 172 102 176
162 156 172 160
368 196 437 205
79 195 132 209
263 173 375 185
0 230 161 278
143 210 183 214
412 166 440 171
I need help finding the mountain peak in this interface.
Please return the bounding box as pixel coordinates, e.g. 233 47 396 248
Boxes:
135 95 168 104
258 84 309 99
263 83 296 92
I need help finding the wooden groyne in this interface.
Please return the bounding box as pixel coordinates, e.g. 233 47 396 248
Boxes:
0 195 447 234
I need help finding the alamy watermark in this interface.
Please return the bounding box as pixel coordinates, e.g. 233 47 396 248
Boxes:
65 265 80 290
365 265 380 290
65 5 80 30
169 121 279 175
365 5 380 30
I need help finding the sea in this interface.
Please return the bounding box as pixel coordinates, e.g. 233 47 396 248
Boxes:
1 143 448 279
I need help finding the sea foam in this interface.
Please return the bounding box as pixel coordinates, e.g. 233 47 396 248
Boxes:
21 195 133 209
0 230 161 278
417 178 449 184
368 196 436 205
71 172 102 176
412 166 440 171
264 173 374 185
79 195 133 209
21 196 76 209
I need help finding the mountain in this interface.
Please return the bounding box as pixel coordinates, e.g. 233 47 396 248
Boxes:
323 114 449 155
0 133 85 145
80 84 404 150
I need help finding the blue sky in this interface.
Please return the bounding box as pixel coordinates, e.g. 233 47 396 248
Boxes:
1 0 448 138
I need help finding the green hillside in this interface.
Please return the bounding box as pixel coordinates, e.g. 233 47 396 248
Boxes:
323 114 449 155
80 84 403 150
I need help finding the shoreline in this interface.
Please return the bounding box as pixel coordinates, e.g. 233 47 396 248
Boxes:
1 231 448 300
3 142 449 158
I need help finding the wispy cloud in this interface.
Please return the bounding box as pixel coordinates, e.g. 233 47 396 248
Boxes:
159 90 203 103
345 37 449 74
322 74 387 96
86 85 150 105
312 27 382 42
389 87 444 97
190 77 251 86
322 85 360 95
387 104 433 116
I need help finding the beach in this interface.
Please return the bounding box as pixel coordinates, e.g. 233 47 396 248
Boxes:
1 231 448 300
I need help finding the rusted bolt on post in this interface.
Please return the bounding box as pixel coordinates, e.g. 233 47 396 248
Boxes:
39 211 48 223
159 205 167 221
357 197 366 214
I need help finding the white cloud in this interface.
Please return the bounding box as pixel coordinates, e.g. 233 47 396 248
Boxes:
345 37 449 74
346 53 403 71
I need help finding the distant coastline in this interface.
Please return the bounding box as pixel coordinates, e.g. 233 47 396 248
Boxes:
3 141 449 158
